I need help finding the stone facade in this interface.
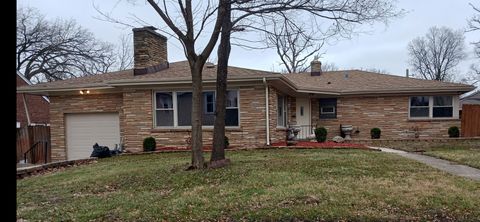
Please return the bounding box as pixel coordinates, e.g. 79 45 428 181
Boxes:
48 86 463 161
125 86 285 152
133 27 168 69
309 96 461 140
49 93 124 161
49 86 285 160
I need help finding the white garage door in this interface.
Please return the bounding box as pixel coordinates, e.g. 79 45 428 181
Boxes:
66 113 120 160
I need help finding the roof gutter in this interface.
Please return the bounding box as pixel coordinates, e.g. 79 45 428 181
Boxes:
263 77 270 146
16 86 116 94
107 77 276 86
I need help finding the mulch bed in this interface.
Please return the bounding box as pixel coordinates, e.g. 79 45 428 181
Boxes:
151 141 368 152
270 141 369 149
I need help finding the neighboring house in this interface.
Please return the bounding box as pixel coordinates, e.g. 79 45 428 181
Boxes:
460 90 480 106
459 90 480 119
16 71 50 128
17 26 475 161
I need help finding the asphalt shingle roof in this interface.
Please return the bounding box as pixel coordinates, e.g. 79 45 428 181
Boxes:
284 70 471 93
17 60 474 94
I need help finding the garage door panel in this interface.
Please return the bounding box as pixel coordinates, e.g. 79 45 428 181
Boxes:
66 113 120 160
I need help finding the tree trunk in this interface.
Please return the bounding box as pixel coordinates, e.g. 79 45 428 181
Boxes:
190 63 205 169
211 1 231 162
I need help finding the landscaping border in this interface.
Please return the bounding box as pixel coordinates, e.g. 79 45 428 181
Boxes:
17 158 97 179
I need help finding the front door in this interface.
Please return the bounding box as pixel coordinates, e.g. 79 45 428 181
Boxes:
296 98 311 139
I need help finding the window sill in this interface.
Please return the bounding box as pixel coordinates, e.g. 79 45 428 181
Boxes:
408 118 459 122
151 127 242 133
276 127 287 131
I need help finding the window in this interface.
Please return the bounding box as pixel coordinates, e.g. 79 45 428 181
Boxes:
177 92 192 126
154 90 239 127
155 92 174 126
320 106 335 114
433 96 453 117
410 96 429 118
409 96 454 118
319 98 337 119
225 91 239 126
204 92 215 114
277 95 287 127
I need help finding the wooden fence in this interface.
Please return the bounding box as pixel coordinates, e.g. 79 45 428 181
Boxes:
461 104 480 137
16 125 51 164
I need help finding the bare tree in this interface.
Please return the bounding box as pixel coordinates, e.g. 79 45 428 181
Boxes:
359 67 390 74
145 0 226 169
321 61 340 72
16 7 116 83
95 0 226 169
266 17 325 73
115 34 134 70
467 3 479 85
210 0 403 164
407 26 467 81
468 3 480 32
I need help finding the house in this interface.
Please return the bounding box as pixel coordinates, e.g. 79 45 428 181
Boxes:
17 26 475 161
16 71 50 128
459 90 480 118
460 90 480 106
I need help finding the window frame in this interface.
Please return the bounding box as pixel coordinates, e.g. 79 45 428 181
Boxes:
320 106 336 114
277 95 287 127
153 89 240 128
408 95 457 119
225 90 240 127
432 96 453 118
204 91 215 114
409 96 430 118
154 92 175 127
319 98 337 119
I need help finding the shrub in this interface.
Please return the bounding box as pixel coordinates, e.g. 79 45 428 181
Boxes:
370 128 381 139
143 137 156 152
224 136 230 149
314 127 328 142
448 126 460 138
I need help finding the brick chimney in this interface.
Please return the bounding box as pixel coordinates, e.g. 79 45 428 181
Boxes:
132 26 169 75
310 59 322 76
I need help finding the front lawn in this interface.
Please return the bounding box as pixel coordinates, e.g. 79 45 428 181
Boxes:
424 146 480 169
17 149 480 221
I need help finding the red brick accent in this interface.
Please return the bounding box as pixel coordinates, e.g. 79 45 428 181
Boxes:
16 75 49 127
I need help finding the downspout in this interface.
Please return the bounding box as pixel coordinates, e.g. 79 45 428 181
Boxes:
263 77 270 146
22 93 31 126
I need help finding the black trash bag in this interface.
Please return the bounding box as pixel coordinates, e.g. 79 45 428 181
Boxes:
90 143 111 158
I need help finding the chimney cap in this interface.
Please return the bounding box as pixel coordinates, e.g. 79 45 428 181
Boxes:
310 57 322 76
132 26 167 40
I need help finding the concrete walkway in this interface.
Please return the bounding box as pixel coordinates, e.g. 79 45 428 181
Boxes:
372 147 480 181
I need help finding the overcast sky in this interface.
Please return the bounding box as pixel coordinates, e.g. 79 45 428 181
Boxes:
17 0 479 78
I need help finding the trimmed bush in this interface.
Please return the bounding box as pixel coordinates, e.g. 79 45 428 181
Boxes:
224 136 230 149
371 128 381 139
448 126 460 138
314 127 328 142
143 137 156 152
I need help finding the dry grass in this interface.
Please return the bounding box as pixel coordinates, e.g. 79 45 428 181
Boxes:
17 149 480 221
